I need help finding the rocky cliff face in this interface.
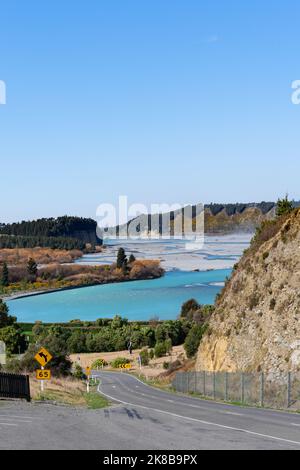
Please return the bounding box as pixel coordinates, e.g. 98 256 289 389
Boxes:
196 209 300 381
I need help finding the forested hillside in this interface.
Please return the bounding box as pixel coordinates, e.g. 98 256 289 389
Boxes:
0 216 102 248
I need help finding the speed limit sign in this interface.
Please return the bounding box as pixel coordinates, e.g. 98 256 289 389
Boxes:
36 369 51 380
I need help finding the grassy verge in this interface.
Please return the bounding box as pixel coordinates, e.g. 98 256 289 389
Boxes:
84 389 109 409
30 377 109 409
129 371 174 392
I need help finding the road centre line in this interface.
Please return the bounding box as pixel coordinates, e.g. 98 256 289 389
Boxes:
98 383 300 448
0 422 19 427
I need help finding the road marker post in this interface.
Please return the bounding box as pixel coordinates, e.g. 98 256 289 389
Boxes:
86 366 91 393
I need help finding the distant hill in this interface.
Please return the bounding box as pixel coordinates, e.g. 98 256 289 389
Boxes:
0 216 102 249
106 202 300 237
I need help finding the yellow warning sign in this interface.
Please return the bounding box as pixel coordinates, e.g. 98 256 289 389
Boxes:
119 363 131 369
34 347 53 367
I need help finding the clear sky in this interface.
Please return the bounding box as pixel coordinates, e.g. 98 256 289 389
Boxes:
0 1 300 222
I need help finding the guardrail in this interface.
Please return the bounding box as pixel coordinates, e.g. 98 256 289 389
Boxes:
0 372 31 402
172 371 300 410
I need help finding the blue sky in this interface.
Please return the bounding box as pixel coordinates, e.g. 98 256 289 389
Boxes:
0 1 300 222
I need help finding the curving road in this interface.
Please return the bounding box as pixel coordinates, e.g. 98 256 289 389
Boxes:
95 371 300 450
1 371 300 450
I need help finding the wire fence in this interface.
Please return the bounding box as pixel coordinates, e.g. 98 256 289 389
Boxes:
172 371 300 410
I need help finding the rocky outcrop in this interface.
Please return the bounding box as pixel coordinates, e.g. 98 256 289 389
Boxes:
196 209 300 381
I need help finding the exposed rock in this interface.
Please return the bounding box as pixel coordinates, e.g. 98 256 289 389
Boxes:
196 209 300 377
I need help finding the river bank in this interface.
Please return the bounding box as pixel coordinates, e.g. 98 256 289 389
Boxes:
0 258 163 301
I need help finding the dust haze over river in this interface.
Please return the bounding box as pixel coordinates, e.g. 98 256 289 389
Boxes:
77 233 252 272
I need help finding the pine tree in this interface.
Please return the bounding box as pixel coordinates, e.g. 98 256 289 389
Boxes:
129 254 136 264
276 195 293 217
0 299 16 327
116 248 127 269
122 258 128 275
27 257 38 277
0 262 9 287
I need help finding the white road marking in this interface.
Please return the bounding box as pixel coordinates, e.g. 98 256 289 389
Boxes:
187 404 206 409
0 417 32 423
98 384 300 447
0 422 19 427
291 423 300 427
222 411 245 417
0 415 35 419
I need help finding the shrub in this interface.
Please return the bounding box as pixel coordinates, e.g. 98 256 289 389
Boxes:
0 325 27 354
4 358 22 374
249 293 260 310
165 338 172 354
163 361 170 370
72 363 86 380
262 252 269 261
167 359 182 373
139 349 149 366
149 349 154 360
110 357 130 368
184 325 204 358
154 342 167 358
180 299 200 318
91 358 108 369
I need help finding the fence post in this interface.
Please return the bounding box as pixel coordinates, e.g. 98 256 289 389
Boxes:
213 372 216 400
241 373 245 404
287 372 292 408
194 372 197 394
187 372 190 393
225 372 228 402
26 374 31 402
260 372 264 407
203 371 206 396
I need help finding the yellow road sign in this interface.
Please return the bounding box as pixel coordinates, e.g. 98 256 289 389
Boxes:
119 363 131 369
86 366 91 376
36 369 51 380
34 347 53 367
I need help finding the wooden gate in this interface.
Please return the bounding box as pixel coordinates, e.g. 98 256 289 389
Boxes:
0 372 30 402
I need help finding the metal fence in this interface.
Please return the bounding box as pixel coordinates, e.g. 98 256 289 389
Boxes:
0 372 31 402
172 371 300 410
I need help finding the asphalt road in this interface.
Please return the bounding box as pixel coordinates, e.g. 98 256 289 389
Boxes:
0 371 300 450
96 371 300 450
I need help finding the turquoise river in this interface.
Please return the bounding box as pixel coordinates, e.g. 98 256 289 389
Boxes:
7 269 230 323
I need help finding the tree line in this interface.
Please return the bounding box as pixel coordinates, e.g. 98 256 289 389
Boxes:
0 216 97 238
0 234 85 250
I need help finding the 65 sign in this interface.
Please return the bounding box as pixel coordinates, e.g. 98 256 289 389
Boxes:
36 369 51 380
